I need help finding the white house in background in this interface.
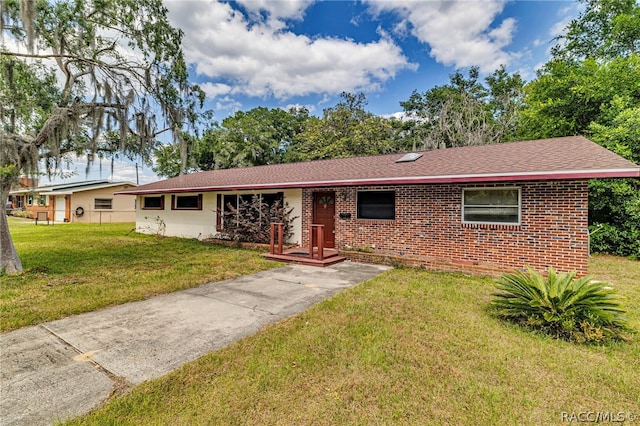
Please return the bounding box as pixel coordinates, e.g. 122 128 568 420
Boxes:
9 180 137 223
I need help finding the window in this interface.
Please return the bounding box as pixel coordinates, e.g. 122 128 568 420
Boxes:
39 195 47 206
94 198 113 210
462 188 520 224
261 192 284 208
172 194 202 210
26 194 34 206
142 196 164 210
357 191 395 220
217 193 284 231
239 194 254 207
223 194 238 213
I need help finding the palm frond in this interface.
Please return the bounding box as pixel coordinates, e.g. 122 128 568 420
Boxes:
491 266 631 343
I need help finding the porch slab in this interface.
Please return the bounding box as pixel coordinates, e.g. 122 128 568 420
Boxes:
262 247 346 267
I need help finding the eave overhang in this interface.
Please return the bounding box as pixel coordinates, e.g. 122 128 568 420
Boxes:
116 168 640 195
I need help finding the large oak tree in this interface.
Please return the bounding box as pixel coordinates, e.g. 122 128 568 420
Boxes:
1 0 205 274
400 66 524 151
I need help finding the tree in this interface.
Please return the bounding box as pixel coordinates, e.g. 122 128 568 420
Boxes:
152 107 311 177
517 0 640 257
214 107 309 169
1 0 205 274
152 135 199 179
553 0 640 60
516 55 640 139
400 66 524 150
286 92 397 162
588 104 640 257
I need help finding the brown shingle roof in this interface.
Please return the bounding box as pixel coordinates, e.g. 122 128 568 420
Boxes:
120 136 640 195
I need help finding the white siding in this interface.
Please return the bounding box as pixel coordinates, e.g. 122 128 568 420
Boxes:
136 189 303 245
284 189 302 245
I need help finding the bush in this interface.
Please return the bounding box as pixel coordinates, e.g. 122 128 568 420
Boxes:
491 267 630 343
11 209 33 219
220 195 297 244
589 178 640 259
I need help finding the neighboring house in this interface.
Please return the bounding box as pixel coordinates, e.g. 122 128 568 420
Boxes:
9 180 137 223
117 136 640 274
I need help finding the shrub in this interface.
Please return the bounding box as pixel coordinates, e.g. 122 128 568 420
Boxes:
491 267 631 343
220 195 298 244
589 177 640 259
12 210 33 219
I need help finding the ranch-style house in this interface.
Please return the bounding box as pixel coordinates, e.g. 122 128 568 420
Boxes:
117 136 640 274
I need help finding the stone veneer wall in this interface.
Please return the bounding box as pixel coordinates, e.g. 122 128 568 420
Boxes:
301 180 589 275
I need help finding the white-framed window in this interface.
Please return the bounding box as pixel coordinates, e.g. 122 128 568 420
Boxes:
94 198 113 210
357 190 395 220
462 187 521 225
39 195 47 206
26 194 34 206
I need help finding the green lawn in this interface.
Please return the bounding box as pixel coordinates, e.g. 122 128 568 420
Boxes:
1 219 279 332
66 255 639 425
3 220 638 424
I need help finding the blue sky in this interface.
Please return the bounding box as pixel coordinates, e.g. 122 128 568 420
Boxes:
170 0 579 119
42 0 581 185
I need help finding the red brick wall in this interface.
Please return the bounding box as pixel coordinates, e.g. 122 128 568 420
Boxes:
301 180 589 275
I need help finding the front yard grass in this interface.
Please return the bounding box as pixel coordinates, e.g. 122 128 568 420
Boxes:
1 220 279 332
67 254 639 425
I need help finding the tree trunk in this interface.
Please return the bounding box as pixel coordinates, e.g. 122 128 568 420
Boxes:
1 182 23 274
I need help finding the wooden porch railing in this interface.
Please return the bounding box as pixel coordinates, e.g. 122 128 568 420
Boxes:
268 223 326 261
310 224 325 261
269 222 285 255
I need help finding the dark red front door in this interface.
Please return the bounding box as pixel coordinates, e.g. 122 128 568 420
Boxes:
313 192 335 248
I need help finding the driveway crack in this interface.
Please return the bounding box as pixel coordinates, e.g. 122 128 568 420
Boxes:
182 289 278 315
39 324 131 399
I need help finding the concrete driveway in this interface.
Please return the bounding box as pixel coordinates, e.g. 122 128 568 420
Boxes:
0 262 389 426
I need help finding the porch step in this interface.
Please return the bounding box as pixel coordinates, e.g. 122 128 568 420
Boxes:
262 247 346 267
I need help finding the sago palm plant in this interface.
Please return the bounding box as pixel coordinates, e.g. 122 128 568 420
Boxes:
492 267 630 343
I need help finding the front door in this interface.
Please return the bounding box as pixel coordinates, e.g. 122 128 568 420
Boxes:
54 196 66 222
313 191 335 248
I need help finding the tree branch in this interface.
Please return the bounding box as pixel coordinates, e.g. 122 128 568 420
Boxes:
33 103 128 148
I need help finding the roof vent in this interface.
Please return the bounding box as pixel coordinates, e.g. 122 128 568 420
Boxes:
395 152 423 163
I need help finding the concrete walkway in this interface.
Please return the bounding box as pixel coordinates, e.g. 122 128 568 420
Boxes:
0 262 390 426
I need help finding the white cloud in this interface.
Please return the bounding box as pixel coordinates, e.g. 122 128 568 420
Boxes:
38 155 158 185
215 96 243 113
545 3 581 57
200 82 234 98
550 17 571 39
166 1 415 101
533 60 547 74
236 0 312 21
382 111 409 121
366 0 519 72
282 103 316 114
391 19 410 39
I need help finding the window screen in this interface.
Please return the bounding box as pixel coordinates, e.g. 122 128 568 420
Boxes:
462 188 520 224
94 198 113 210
